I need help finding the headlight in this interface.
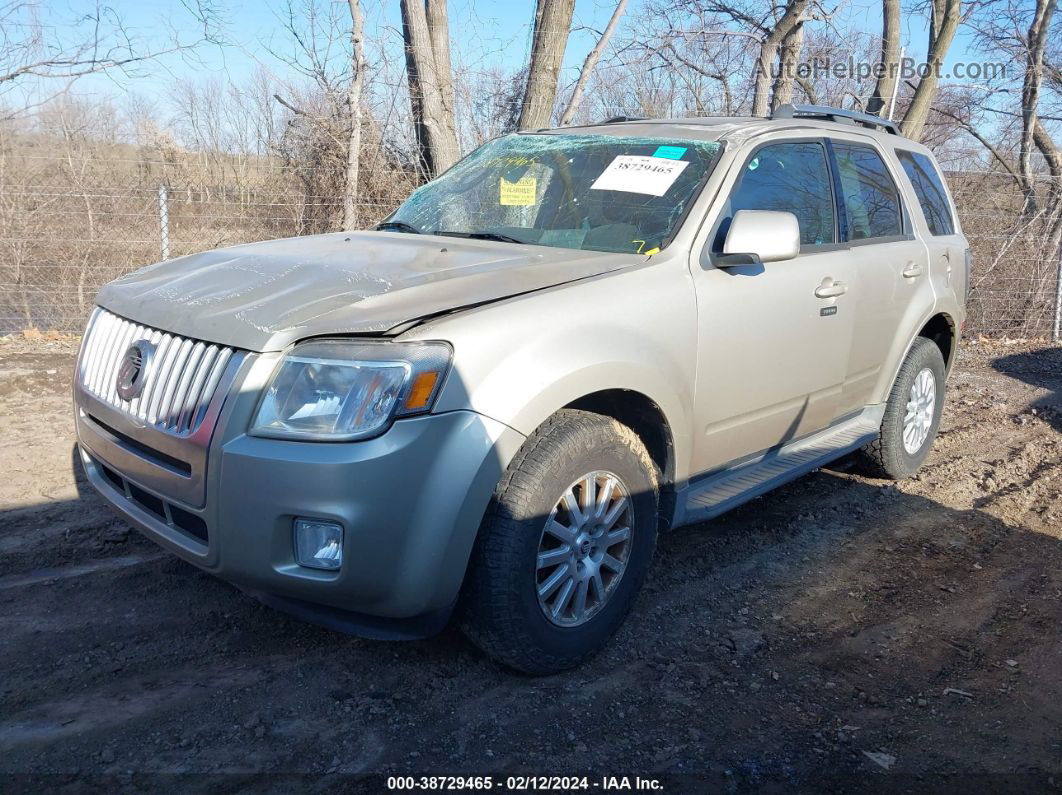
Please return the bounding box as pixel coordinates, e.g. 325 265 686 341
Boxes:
250 340 451 441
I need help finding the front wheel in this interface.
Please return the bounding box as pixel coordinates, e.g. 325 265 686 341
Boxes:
857 337 946 479
459 409 658 675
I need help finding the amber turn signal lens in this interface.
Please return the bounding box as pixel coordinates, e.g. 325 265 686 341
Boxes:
404 371 439 410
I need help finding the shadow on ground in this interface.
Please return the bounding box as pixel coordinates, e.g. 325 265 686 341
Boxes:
992 345 1062 432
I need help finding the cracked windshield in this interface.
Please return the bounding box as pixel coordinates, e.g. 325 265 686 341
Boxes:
383 134 723 255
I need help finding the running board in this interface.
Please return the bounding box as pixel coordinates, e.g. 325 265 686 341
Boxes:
678 406 884 526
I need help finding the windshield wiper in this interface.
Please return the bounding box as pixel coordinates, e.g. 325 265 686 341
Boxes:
375 221 421 234
433 230 528 245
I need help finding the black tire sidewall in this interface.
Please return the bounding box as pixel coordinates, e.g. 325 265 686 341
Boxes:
509 435 656 662
882 339 946 476
463 411 658 673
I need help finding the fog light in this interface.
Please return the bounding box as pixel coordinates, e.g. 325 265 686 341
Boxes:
293 518 343 570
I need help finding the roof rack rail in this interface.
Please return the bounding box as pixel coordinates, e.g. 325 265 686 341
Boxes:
772 103 901 136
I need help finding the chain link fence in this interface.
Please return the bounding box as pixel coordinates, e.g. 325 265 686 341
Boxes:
1 147 1060 339
941 162 1062 341
0 144 419 334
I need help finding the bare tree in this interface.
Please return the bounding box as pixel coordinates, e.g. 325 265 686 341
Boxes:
899 0 961 139
634 0 765 117
559 0 629 126
425 0 457 136
0 0 221 117
770 19 804 111
966 0 1062 217
265 0 385 232
400 0 460 175
1018 0 1056 212
751 0 808 117
342 0 367 231
865 0 900 116
1034 119 1062 247
518 0 576 130
792 25 879 109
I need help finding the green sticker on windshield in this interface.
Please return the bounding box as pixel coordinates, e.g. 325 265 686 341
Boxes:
653 145 687 159
748 157 760 171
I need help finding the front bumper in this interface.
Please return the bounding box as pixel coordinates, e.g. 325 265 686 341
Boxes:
77 383 526 629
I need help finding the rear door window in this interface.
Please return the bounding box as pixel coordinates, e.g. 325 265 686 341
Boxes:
831 143 904 241
716 141 836 249
896 150 955 235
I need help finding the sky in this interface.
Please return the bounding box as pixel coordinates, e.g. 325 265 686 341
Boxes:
37 0 626 104
26 0 1005 121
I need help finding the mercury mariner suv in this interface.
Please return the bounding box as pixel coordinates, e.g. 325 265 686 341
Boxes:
74 104 968 674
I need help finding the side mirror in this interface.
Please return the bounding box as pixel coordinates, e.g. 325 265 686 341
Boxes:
717 210 800 266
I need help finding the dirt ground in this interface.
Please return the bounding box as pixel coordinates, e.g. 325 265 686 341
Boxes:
1 336 1060 791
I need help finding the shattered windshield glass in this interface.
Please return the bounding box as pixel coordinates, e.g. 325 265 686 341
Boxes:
383 133 723 255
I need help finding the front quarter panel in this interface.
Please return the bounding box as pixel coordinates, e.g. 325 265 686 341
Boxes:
405 258 698 483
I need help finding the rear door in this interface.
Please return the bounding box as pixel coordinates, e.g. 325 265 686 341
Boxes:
827 138 930 414
689 138 856 473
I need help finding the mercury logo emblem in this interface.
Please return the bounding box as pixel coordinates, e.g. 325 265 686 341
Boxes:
116 340 156 401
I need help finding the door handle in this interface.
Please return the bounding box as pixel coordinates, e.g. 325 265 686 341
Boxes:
814 280 848 298
902 262 924 278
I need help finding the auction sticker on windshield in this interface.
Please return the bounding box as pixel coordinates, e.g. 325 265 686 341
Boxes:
500 176 537 206
590 155 689 197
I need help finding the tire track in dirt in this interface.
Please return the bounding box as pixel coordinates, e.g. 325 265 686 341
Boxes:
0 659 279 751
0 552 167 591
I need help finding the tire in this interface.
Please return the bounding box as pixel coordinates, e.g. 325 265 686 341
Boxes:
857 337 946 479
459 409 659 675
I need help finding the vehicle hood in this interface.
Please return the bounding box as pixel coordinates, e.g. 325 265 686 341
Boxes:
96 231 638 351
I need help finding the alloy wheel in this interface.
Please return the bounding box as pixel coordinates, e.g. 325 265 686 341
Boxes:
903 367 936 454
535 471 634 627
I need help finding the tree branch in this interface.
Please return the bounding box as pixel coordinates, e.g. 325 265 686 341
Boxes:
273 92 345 148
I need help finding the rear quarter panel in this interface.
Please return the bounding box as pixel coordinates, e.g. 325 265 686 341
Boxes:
872 145 967 400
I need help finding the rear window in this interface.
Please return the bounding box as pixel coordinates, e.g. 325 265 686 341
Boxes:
897 150 955 236
832 143 904 241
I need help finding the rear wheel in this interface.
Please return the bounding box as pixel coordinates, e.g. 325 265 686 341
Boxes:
858 337 946 479
459 409 658 675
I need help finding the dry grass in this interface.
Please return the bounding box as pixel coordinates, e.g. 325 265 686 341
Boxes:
1 132 1059 338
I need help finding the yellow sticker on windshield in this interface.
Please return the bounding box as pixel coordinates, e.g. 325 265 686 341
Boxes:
500 176 537 206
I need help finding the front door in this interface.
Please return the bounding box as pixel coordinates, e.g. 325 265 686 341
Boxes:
689 139 855 475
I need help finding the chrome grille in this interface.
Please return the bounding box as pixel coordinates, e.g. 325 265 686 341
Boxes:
79 307 235 435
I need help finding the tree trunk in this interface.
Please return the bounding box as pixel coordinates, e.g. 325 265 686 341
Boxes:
1034 119 1062 250
517 0 575 131
866 0 901 116
900 0 960 140
425 0 457 136
558 0 628 126
343 0 367 231
751 0 808 118
1034 120 1062 187
770 20 804 112
400 0 460 177
1018 0 1056 213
